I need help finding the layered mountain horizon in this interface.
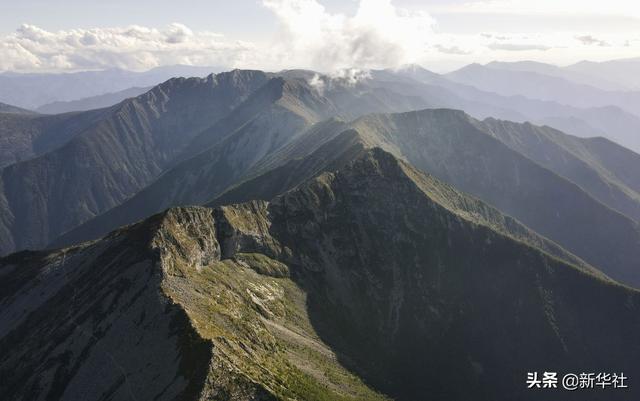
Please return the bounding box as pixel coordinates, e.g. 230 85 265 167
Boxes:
2 62 640 400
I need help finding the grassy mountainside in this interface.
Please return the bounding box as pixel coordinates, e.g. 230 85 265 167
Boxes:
0 205 389 401
3 148 639 401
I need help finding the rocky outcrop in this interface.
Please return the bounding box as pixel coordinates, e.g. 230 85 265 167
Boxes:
0 198 386 400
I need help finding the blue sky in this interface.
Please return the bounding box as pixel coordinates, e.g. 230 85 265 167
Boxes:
0 0 638 72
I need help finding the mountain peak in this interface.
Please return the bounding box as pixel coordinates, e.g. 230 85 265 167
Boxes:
4 134 640 400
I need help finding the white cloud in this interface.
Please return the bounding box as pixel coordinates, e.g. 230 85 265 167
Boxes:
262 0 436 71
0 23 255 72
0 1 638 74
259 0 640 72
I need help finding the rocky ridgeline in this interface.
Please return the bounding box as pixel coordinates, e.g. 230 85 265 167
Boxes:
2 148 640 400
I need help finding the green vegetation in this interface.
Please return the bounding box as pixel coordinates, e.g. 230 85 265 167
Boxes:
161 248 388 401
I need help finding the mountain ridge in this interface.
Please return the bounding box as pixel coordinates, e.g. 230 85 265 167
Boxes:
52 106 640 289
0 70 270 254
4 147 640 400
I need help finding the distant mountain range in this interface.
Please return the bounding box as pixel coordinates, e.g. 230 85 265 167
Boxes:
0 102 34 115
388 65 640 154
446 63 640 119
1 68 639 286
485 57 640 91
35 86 152 114
0 65 221 109
2 63 640 400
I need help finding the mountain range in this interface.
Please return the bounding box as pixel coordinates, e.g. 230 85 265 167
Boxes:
35 86 152 114
0 65 221 109
2 148 639 400
447 63 640 118
2 62 640 400
484 58 640 91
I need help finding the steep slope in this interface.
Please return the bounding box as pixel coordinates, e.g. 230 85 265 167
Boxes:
352 109 640 288
36 86 152 114
0 70 270 255
182 77 337 158
266 149 640 400
52 77 434 250
57 107 640 288
480 118 640 221
211 132 594 275
0 206 389 401
0 108 109 168
52 78 340 248
57 126 594 275
209 129 368 207
3 148 640 401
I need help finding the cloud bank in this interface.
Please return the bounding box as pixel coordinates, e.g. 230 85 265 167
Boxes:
0 23 255 72
0 0 638 73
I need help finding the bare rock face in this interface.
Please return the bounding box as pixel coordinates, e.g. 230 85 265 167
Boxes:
151 207 221 272
213 201 282 260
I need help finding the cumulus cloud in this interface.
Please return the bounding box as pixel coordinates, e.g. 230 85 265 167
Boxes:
0 0 439 74
0 23 255 72
0 0 638 74
308 68 372 95
262 0 436 71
